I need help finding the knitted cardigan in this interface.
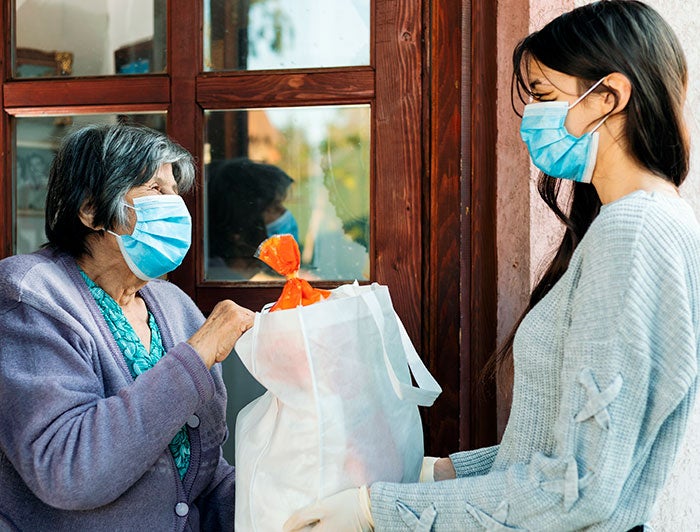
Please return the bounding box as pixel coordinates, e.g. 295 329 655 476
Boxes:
371 191 700 531
0 248 234 531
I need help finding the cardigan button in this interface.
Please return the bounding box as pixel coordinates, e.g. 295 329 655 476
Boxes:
187 414 200 428
175 502 189 517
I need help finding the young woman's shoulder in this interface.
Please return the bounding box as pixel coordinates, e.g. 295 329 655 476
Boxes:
589 190 700 260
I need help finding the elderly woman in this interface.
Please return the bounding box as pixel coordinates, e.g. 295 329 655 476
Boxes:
0 124 253 531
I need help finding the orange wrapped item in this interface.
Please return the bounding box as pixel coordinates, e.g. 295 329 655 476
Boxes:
256 234 330 311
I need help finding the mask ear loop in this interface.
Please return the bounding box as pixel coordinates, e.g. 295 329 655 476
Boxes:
568 76 610 134
589 114 610 134
568 76 608 109
106 202 137 237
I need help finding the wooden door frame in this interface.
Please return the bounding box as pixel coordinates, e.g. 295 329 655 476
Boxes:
0 0 499 455
1 1 9 259
423 0 497 455
464 0 498 450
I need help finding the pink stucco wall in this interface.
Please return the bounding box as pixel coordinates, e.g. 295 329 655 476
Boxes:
496 1 700 528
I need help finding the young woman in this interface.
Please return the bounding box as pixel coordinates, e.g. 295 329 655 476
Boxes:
284 1 699 530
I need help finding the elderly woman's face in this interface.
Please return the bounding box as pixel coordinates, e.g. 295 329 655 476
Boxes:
125 163 179 204
111 163 180 236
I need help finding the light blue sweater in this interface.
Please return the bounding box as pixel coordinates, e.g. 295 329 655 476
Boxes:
371 190 700 531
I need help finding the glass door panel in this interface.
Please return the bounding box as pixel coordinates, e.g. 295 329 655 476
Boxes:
14 0 166 77
203 0 370 71
203 105 371 282
14 113 167 254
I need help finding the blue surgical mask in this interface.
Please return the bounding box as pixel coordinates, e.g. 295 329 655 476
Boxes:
520 77 608 183
266 208 299 243
108 195 192 280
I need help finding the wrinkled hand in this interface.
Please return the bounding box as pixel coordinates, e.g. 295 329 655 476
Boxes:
283 486 374 532
187 300 254 368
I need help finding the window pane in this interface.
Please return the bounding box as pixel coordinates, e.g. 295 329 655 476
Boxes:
14 113 166 254
204 0 370 71
14 0 166 78
204 106 370 282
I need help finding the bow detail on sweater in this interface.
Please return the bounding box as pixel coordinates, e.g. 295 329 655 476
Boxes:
575 368 623 430
540 457 593 511
396 501 437 531
464 501 525 531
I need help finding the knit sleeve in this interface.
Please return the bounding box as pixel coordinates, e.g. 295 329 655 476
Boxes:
370 202 700 530
450 445 499 478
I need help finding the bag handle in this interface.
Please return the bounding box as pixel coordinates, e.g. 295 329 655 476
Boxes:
360 290 442 407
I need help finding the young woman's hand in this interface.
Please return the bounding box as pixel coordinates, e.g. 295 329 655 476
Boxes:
434 457 457 481
420 456 456 481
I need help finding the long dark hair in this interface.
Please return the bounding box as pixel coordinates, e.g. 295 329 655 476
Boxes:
486 0 689 380
207 157 293 261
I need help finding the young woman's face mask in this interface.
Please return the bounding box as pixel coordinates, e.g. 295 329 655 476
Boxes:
108 195 192 280
266 208 300 244
520 77 608 183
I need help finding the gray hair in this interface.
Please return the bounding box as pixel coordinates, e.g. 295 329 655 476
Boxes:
45 123 195 257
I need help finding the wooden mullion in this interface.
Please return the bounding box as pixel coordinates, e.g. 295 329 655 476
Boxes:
374 0 423 345
3 76 170 108
2 0 10 82
166 0 202 298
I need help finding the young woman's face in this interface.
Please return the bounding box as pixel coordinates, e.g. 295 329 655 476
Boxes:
527 59 604 138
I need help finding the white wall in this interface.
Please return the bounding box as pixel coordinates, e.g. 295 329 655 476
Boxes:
630 4 700 529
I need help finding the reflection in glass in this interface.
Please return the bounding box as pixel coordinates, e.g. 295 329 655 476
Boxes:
204 106 370 282
14 0 166 78
14 113 166 255
203 0 370 71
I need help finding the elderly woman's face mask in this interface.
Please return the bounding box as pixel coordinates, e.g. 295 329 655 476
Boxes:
108 195 192 280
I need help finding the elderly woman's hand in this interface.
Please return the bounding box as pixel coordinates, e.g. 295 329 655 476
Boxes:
187 300 254 368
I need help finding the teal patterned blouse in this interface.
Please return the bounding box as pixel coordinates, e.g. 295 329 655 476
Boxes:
79 270 190 479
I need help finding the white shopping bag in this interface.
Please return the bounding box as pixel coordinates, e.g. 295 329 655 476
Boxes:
234 282 442 532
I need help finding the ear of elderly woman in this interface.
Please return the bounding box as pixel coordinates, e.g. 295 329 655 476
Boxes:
0 124 252 531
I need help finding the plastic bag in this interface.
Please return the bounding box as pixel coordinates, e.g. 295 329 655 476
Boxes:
234 236 442 531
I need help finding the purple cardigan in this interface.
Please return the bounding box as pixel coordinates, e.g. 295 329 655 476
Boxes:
0 248 234 531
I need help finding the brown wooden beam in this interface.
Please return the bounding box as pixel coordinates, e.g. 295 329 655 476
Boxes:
374 0 423 347
3 76 170 108
5 103 168 117
197 68 375 108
